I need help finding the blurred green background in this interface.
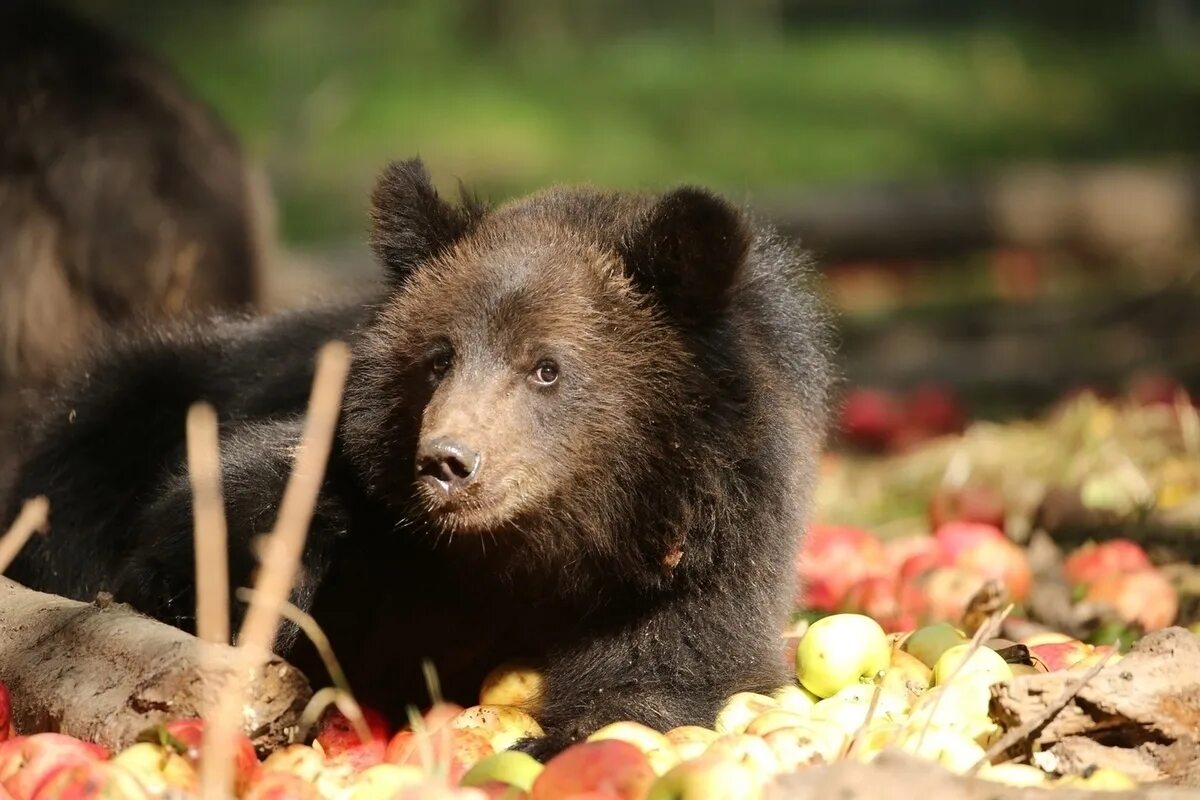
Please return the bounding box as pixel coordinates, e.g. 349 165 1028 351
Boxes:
74 0 1200 245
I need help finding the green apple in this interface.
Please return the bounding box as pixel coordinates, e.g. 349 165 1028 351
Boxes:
902 622 968 669
461 750 544 792
795 614 890 698
932 644 1013 686
646 756 757 800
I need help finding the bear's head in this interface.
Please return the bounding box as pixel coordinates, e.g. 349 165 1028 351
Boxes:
343 158 777 591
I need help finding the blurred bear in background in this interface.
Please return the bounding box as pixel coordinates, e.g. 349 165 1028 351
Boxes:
0 1 272 478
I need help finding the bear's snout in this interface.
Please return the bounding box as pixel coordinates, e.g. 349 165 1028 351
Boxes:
416 436 482 495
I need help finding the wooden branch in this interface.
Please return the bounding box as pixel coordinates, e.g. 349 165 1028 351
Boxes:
766 751 1198 800
990 627 1200 753
0 577 311 753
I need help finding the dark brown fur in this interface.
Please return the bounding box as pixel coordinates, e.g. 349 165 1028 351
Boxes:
3 158 833 759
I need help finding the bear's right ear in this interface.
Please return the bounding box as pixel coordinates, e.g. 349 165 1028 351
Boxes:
369 158 484 280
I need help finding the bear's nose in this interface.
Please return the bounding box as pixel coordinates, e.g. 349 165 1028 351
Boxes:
416 437 481 494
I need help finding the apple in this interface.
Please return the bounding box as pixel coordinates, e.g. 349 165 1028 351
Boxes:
949 533 1032 602
0 684 12 744
1020 631 1073 647
29 761 148 800
907 680 994 741
391 779 490 800
796 614 890 698
1028 639 1093 672
110 742 195 795
587 722 677 775
914 567 988 625
479 662 545 714
452 706 544 753
713 693 776 735
242 770 323 800
761 721 847 769
1 733 108 799
261 744 355 798
703 735 779 781
645 755 757 800
1068 644 1123 671
893 727 987 775
386 728 493 783
795 525 889 611
902 622 968 669
933 522 1005 562
530 741 655 800
314 706 390 770
1084 569 1179 631
906 385 965 437
744 709 810 738
148 718 259 790
461 751 543 793
842 575 913 633
810 685 909 735
769 684 818 715
1063 539 1151 587
878 649 933 696
932 644 1013 686
341 764 427 800
663 727 718 761
838 388 904 451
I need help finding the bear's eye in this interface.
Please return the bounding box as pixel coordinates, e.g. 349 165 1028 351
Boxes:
531 359 559 386
430 349 453 379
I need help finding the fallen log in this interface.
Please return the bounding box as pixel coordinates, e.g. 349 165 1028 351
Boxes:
766 751 1198 800
990 627 1200 784
0 577 311 753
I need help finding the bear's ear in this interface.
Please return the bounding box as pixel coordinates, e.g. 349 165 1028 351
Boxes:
369 158 484 280
618 187 750 322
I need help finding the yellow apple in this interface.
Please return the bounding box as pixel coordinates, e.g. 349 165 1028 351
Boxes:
451 705 544 752
646 755 759 800
932 644 1012 686
713 692 777 734
479 661 544 713
796 614 891 698
587 721 678 775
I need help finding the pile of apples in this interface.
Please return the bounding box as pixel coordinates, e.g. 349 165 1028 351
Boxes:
797 508 1179 637
0 609 1150 800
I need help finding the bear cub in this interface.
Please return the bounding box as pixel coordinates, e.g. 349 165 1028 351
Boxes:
3 158 833 758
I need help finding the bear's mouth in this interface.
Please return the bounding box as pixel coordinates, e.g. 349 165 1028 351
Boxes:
413 476 529 535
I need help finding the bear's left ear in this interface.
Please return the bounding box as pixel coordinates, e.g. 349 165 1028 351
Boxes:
369 158 485 281
618 187 751 321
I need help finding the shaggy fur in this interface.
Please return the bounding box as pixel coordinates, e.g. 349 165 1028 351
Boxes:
0 2 269 478
3 158 833 759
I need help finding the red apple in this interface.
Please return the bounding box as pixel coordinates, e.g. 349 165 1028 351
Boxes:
385 728 493 783
842 575 913 633
0 684 12 744
838 388 904 450
243 770 323 800
0 733 108 800
915 567 988 625
530 741 654 800
950 533 1032 602
315 708 390 772
1063 540 1152 588
1126 370 1182 408
796 524 889 611
1028 640 1093 672
933 521 1006 563
150 718 259 790
29 762 147 800
1085 569 1179 632
906 385 965 437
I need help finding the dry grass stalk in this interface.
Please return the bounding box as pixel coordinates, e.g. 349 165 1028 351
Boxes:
200 341 351 799
0 496 49 573
188 402 229 646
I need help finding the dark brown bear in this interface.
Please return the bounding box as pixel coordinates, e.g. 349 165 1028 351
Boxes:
3 158 833 758
0 2 270 478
